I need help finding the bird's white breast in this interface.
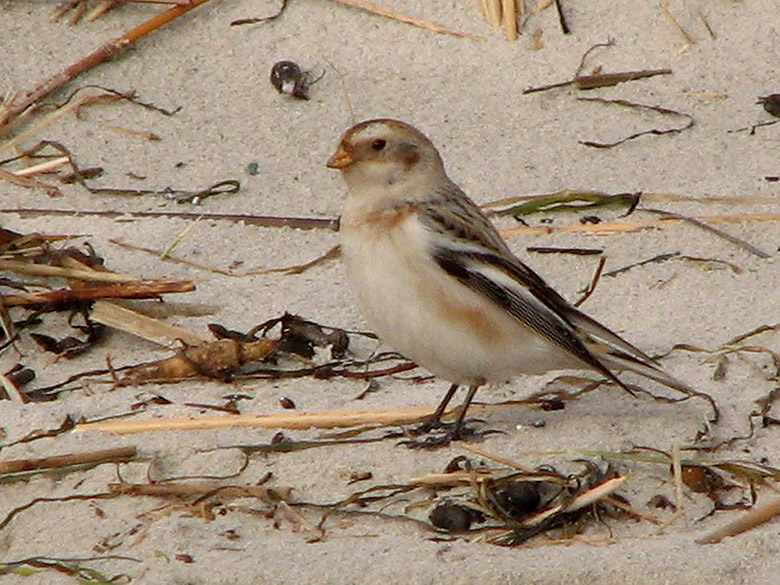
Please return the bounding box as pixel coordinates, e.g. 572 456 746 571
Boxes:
340 198 575 385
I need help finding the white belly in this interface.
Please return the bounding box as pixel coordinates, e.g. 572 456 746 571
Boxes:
340 211 577 385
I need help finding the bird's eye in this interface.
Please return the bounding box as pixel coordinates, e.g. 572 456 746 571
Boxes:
371 139 386 151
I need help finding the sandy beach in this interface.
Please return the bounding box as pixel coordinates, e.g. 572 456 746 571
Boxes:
1 1 779 583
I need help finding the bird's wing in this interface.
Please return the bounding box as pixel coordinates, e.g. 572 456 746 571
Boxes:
418 183 696 396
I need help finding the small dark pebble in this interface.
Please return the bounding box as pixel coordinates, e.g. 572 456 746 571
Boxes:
757 94 780 118
647 494 676 510
491 481 542 520
541 397 565 411
429 502 483 532
580 215 602 224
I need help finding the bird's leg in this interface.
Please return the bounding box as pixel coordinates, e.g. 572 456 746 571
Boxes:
403 384 487 448
451 384 480 438
415 382 459 433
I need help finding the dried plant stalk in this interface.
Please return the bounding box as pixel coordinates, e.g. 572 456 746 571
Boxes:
11 156 70 177
481 0 503 27
75 404 492 434
697 496 780 544
501 0 517 40
0 446 137 475
0 280 195 308
119 337 278 383
499 213 780 239
0 260 140 283
108 480 291 501
90 300 208 346
327 0 482 41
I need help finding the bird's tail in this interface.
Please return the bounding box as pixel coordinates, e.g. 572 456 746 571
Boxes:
569 311 719 421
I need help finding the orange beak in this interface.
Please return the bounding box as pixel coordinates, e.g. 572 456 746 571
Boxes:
326 144 355 169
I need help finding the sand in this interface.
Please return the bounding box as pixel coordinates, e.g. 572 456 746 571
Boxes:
1 0 779 583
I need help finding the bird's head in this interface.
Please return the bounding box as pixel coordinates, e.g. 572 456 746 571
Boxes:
327 119 446 192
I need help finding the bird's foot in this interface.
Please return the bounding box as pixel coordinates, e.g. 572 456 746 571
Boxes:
400 421 498 449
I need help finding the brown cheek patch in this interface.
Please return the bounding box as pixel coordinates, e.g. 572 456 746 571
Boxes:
401 150 420 168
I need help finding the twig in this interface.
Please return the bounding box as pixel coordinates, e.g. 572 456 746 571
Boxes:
0 167 59 197
0 493 117 531
483 190 779 210
573 256 606 308
554 0 570 34
523 68 672 94
697 495 780 544
109 239 235 275
0 93 107 153
660 0 694 46
108 480 290 501
499 213 780 239
0 260 141 283
119 338 278 384
230 0 288 25
1 208 339 230
0 280 195 308
642 208 771 259
85 0 122 22
0 446 137 476
577 97 693 148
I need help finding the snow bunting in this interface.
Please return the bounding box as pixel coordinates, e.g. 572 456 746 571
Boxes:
327 118 711 443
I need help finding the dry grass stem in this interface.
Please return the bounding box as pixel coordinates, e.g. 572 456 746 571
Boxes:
327 0 482 41
90 300 208 346
85 0 121 22
108 480 290 501
669 444 686 527
564 476 628 513
408 470 497 487
483 190 779 209
501 0 517 40
499 213 780 239
0 280 195 308
0 446 137 476
0 373 29 404
660 0 694 46
573 69 672 90
0 93 97 152
0 167 58 196
75 404 492 434
10 156 70 177
109 238 234 275
459 443 535 472
2 208 340 231
0 259 141 282
481 0 503 27
696 495 780 544
160 216 202 260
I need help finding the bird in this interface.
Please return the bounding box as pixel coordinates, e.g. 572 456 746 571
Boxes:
326 118 713 445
